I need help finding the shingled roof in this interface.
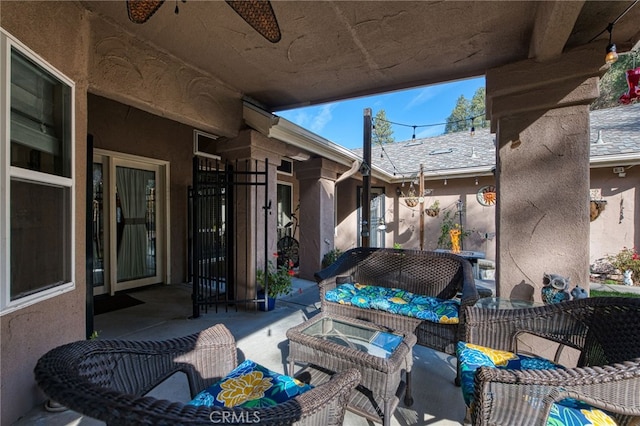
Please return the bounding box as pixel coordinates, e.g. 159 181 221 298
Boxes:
355 103 640 178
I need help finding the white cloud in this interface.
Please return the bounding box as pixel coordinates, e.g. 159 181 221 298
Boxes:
309 104 335 134
405 87 443 110
286 110 311 128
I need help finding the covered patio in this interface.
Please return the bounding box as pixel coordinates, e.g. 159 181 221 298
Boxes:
2 1 640 424
15 278 469 425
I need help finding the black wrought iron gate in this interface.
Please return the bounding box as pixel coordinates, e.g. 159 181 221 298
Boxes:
189 157 269 317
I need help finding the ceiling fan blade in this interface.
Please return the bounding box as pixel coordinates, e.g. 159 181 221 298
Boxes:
127 0 165 24
225 0 281 43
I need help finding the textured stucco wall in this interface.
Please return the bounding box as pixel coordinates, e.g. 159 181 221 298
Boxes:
589 166 639 262
334 177 498 258
1 2 89 423
88 94 194 284
87 12 242 138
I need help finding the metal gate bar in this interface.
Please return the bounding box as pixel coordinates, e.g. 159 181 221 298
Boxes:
189 157 269 317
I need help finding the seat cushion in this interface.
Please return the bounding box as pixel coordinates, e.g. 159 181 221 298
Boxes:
325 283 459 324
549 399 617 426
188 360 313 408
456 342 618 425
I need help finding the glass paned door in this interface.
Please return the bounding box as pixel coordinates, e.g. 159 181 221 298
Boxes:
92 161 106 294
115 166 156 283
112 159 162 292
92 154 164 296
357 187 386 248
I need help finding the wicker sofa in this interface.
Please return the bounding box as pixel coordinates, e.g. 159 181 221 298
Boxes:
315 247 479 356
34 324 360 425
461 297 640 425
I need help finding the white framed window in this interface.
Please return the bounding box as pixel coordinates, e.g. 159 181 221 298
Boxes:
1 28 75 315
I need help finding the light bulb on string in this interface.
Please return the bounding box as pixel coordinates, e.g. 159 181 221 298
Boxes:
605 23 618 64
470 117 475 136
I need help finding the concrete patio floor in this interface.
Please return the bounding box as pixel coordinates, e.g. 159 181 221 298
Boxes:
14 277 470 426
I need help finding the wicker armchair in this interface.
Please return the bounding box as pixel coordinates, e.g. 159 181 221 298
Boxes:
462 297 640 425
34 324 360 426
316 247 478 355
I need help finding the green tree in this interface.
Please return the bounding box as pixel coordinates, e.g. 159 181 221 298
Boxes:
372 109 394 145
445 95 471 133
470 87 488 130
592 52 638 110
445 88 489 133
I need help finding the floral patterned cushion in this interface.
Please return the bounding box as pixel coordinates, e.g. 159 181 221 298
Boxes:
188 360 313 408
456 342 617 425
324 283 459 324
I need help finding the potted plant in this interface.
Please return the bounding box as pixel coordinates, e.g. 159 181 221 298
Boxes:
437 210 472 250
256 257 294 311
321 248 343 269
425 200 440 217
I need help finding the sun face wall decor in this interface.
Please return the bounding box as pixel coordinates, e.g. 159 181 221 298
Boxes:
477 185 496 206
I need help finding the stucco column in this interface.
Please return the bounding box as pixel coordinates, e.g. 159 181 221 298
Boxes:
296 158 340 280
216 130 281 298
486 45 606 301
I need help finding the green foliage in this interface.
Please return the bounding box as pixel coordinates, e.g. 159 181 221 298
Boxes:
591 290 640 298
591 52 638 110
470 87 488 129
445 88 489 133
89 330 100 340
606 246 640 285
257 260 293 297
437 210 472 249
393 243 402 249
372 109 395 145
445 95 471 133
321 248 343 269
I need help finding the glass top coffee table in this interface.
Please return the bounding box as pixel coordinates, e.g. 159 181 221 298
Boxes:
287 313 417 426
475 297 545 310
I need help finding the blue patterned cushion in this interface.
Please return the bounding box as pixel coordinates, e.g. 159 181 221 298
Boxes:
548 399 617 425
456 342 617 425
188 360 313 408
324 283 459 324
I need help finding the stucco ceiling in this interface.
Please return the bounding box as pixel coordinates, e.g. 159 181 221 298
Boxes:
82 1 640 112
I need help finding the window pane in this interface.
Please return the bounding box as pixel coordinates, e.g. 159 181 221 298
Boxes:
10 48 72 177
10 179 71 300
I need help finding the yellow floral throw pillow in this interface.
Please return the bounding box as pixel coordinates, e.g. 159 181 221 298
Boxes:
189 360 313 408
457 342 618 425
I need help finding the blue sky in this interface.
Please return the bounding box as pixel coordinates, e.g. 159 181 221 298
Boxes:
277 76 485 150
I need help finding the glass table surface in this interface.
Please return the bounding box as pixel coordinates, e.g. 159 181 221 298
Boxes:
300 316 403 358
475 297 545 309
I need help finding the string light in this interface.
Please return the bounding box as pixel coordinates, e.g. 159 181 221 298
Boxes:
372 112 486 136
370 110 488 181
587 1 639 64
